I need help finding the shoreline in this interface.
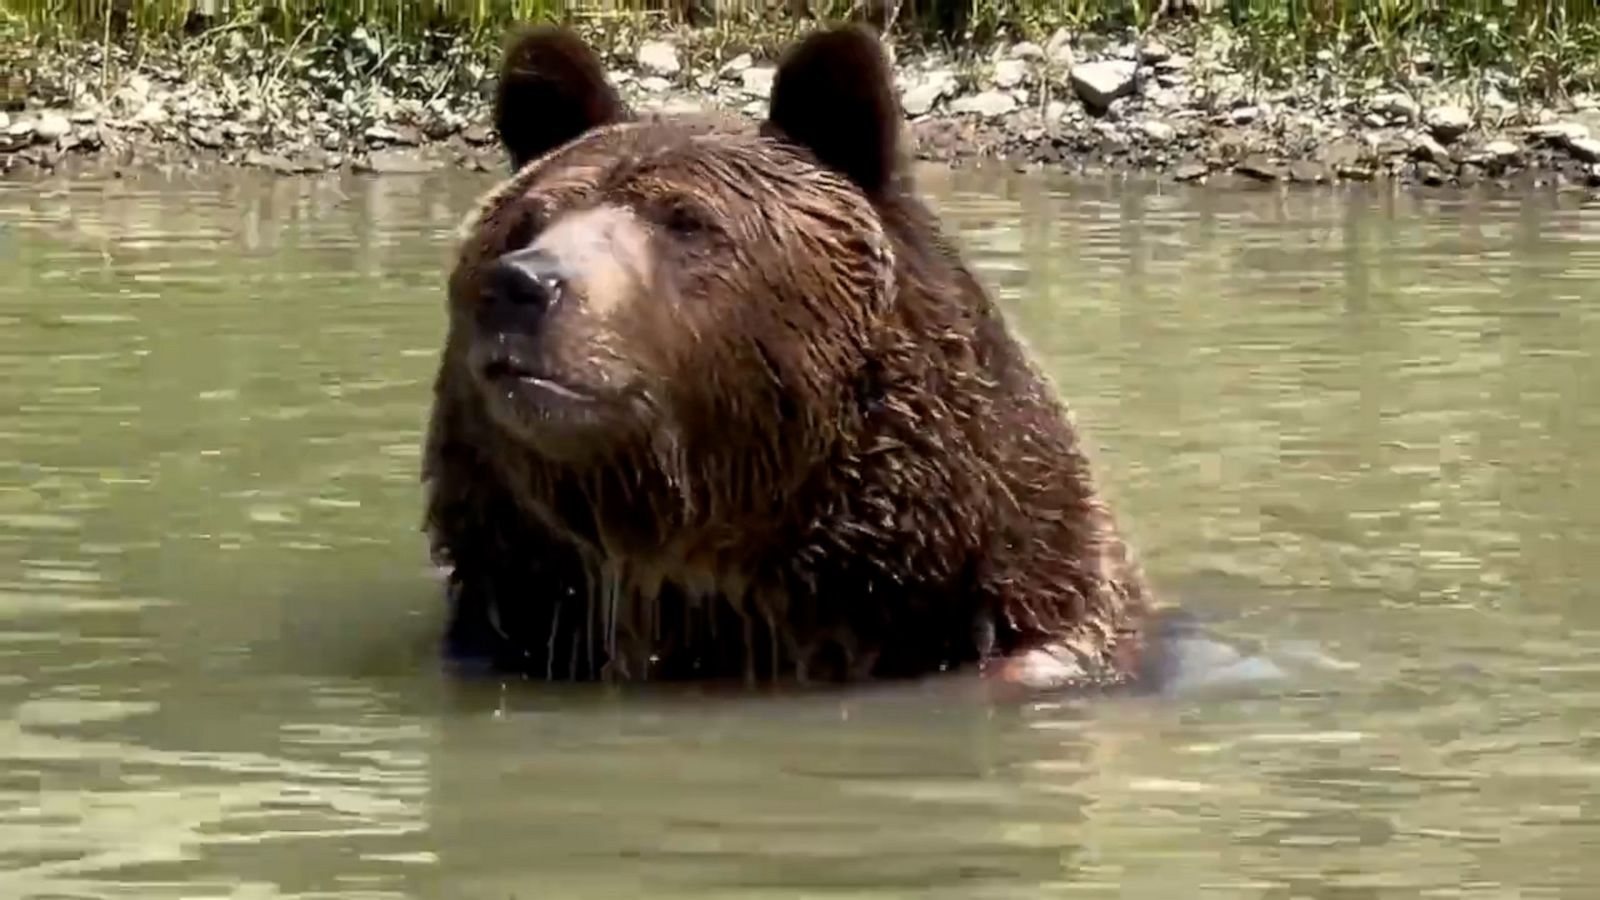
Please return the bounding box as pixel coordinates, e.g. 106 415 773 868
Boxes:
4 22 1600 193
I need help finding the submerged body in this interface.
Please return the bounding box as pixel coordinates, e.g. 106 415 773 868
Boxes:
423 24 1155 690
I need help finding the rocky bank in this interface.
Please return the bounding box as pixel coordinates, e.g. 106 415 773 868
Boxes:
5 23 1600 191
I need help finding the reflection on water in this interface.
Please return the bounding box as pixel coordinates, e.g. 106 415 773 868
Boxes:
2 167 1599 898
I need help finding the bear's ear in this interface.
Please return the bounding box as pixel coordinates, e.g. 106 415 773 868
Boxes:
494 24 627 171
762 24 901 196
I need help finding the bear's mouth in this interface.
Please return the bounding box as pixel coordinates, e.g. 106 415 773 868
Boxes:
480 354 593 404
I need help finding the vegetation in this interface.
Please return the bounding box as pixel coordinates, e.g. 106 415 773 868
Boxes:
1216 0 1600 100
2 0 1598 98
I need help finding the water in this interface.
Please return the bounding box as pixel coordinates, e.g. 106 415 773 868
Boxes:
3 166 1599 898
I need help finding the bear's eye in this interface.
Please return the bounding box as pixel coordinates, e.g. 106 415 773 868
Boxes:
656 199 718 240
502 206 547 252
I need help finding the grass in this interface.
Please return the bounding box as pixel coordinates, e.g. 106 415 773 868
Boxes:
1216 0 1600 100
2 0 1598 100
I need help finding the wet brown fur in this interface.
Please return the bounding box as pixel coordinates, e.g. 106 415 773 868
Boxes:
423 23 1154 686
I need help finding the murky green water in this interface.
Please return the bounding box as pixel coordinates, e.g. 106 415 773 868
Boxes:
3 166 1600 899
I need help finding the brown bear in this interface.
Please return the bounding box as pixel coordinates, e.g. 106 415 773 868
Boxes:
421 22 1154 691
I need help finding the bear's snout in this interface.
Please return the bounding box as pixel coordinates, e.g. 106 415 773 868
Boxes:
478 247 566 334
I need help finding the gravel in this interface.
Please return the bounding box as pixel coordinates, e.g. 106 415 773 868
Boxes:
5 26 1600 194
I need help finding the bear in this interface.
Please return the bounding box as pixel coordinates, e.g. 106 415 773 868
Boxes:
420 22 1155 692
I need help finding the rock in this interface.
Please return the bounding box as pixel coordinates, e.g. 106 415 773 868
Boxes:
1045 27 1075 67
0 125 31 153
1418 162 1447 186
1210 127 1252 164
1069 60 1137 112
1570 138 1600 163
111 77 150 117
1529 121 1590 146
1288 160 1331 183
1373 136 1410 159
1154 70 1185 90
23 16 1582 193
1411 133 1450 166
1140 40 1172 64
0 112 8 132
132 101 168 126
1139 120 1175 143
243 150 289 171
949 90 1018 120
902 75 954 117
740 66 775 98
1484 139 1519 157
1424 106 1473 144
993 59 1028 90
422 115 461 141
658 98 703 116
1149 87 1185 109
1235 154 1285 181
1371 92 1420 122
292 150 334 173
33 113 71 143
1314 137 1366 169
1476 139 1519 164
637 40 680 77
360 148 438 175
1010 42 1044 61
1479 87 1517 124
1095 128 1131 157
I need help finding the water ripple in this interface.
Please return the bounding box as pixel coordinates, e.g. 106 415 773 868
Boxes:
1 169 1599 897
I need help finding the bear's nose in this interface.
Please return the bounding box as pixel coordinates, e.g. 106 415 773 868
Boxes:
484 248 565 315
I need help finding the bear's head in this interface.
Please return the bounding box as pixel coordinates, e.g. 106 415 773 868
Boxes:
446 23 909 513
